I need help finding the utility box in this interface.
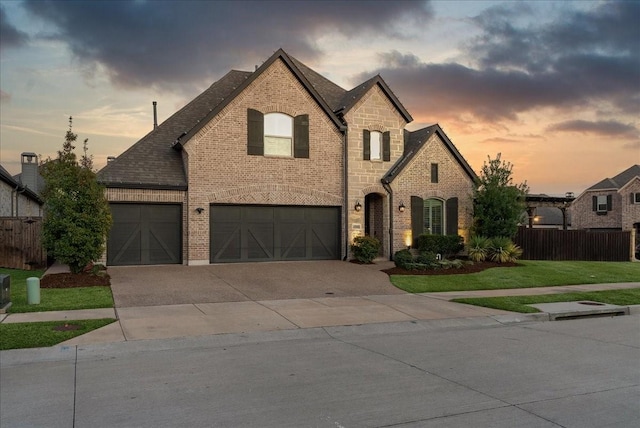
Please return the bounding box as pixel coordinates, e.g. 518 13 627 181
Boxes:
0 274 10 313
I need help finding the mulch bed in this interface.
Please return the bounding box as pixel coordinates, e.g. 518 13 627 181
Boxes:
40 271 111 288
382 261 520 276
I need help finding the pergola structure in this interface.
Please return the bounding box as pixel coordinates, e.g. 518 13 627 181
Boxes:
525 194 575 230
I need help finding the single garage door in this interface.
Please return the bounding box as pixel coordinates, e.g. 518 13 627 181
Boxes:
210 205 340 263
108 204 182 266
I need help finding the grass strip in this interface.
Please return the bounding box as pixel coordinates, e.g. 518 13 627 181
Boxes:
452 288 640 313
1 268 114 313
391 260 640 293
0 318 117 350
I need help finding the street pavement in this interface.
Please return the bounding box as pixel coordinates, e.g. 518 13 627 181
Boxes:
2 313 639 427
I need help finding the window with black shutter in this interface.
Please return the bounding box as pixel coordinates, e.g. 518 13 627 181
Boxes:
247 109 309 158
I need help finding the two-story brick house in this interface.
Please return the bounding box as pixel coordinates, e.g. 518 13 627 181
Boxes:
98 49 477 266
570 165 640 235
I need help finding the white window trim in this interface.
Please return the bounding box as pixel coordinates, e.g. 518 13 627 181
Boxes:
370 131 382 161
264 113 293 157
596 195 608 212
634 193 640 204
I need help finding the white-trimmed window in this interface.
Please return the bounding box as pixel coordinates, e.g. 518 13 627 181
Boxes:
633 193 640 204
264 113 293 156
370 131 382 160
596 195 608 212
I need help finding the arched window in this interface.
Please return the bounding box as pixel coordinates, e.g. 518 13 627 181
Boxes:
264 113 293 156
424 198 444 235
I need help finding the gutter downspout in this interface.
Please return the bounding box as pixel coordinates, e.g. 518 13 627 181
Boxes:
381 179 394 261
342 125 349 260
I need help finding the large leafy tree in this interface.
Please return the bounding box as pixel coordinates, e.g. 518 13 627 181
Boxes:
41 117 112 273
472 153 528 239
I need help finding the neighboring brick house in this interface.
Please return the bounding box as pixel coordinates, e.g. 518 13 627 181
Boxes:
570 165 640 234
0 153 43 218
98 49 476 266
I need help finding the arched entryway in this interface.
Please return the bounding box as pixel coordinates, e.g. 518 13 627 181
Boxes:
364 193 385 256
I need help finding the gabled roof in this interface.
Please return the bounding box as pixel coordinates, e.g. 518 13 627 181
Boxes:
98 70 252 189
98 48 414 189
0 164 43 204
337 75 413 123
587 164 640 191
382 124 477 184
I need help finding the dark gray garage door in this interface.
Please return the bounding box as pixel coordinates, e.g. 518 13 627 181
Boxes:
210 205 340 263
108 204 182 266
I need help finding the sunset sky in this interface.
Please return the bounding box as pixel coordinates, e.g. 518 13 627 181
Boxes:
1 0 638 195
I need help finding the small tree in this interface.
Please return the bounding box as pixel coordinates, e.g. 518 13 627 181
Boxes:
472 153 528 239
41 117 112 273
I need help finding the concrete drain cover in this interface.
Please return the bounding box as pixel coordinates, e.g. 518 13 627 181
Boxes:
528 301 629 321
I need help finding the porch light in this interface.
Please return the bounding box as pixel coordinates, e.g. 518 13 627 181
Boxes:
354 201 362 212
398 202 406 213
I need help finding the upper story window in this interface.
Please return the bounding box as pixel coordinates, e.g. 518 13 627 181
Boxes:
363 130 390 161
370 131 382 160
247 109 309 158
264 113 293 156
592 194 612 214
632 192 640 204
431 163 439 183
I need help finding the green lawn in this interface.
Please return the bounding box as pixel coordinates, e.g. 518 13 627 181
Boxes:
453 288 640 313
0 268 114 313
0 318 117 350
391 260 640 293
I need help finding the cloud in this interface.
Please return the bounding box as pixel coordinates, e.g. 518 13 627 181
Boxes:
0 5 29 50
354 2 639 124
546 120 638 139
22 0 434 91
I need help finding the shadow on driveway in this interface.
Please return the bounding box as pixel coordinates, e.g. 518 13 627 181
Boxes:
108 260 404 308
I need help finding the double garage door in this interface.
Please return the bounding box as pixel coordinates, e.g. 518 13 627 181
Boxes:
108 204 340 265
210 205 340 263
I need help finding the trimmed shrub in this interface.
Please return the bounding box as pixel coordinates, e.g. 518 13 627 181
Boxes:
416 251 438 267
467 235 491 262
351 235 381 264
416 234 464 259
393 249 413 269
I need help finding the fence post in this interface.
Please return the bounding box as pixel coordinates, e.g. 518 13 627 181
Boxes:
631 228 637 262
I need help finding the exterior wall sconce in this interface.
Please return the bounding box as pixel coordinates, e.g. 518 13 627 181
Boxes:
398 202 406 213
354 201 362 212
195 207 205 214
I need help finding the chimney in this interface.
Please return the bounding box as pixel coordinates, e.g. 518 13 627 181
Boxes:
153 101 158 129
20 152 39 193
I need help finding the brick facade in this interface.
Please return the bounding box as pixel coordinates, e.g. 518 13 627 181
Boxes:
344 86 407 258
570 177 640 231
183 59 344 263
101 50 478 265
392 133 475 249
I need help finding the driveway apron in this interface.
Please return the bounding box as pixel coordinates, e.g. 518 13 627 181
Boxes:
108 260 404 308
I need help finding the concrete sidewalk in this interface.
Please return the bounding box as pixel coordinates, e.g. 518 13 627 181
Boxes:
2 282 638 346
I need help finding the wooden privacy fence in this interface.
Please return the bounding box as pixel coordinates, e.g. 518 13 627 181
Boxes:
514 227 632 261
0 217 47 270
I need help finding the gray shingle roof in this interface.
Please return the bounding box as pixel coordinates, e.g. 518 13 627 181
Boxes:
587 164 640 190
383 124 477 184
98 70 252 189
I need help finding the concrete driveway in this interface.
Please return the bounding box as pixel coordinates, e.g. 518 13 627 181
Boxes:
109 260 405 308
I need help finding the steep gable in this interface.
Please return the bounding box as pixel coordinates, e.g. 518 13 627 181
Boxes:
382 124 476 184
